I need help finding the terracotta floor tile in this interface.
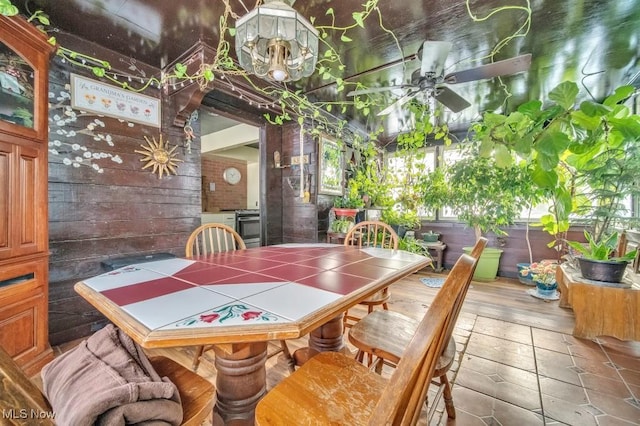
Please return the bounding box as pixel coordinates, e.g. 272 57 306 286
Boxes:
585 388 640 423
434 408 487 425
598 337 640 358
473 316 533 345
455 313 477 332
449 385 497 418
630 383 640 402
459 355 540 392
489 393 544 425
573 354 628 378
539 376 589 405
530 328 571 354
540 394 599 425
619 368 640 388
607 352 640 373
466 333 536 371
449 385 544 424
455 367 498 397
580 372 633 399
596 414 640 425
566 337 609 361
534 346 583 386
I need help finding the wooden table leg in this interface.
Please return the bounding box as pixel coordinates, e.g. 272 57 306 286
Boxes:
212 342 268 425
293 314 348 366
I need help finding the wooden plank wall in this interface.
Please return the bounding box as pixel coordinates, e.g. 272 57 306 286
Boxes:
416 222 586 278
263 125 284 246
277 124 327 243
47 48 202 344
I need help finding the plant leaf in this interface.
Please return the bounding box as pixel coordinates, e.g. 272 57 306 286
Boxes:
549 81 579 110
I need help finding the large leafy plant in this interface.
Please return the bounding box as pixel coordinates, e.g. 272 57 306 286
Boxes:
443 145 536 241
472 81 640 251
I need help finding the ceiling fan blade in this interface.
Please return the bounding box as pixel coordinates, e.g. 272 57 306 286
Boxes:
376 91 419 116
419 40 452 77
444 53 532 84
346 86 405 96
434 86 471 113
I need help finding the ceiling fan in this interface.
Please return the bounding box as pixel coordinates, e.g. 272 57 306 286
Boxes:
347 41 532 116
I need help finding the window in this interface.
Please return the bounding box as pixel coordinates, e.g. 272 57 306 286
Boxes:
385 147 435 217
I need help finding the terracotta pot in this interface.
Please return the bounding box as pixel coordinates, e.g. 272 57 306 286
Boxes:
332 208 359 219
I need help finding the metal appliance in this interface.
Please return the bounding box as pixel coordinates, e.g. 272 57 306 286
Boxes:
236 209 261 248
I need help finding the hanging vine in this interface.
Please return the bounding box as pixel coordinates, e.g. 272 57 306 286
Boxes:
1 0 533 150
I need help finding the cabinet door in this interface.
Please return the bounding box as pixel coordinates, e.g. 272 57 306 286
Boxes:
0 259 48 367
0 142 46 259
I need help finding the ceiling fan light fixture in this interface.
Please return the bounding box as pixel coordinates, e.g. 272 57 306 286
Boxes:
235 0 319 83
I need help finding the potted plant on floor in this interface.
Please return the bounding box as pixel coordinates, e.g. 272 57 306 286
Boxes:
567 231 637 283
442 145 536 280
519 260 559 297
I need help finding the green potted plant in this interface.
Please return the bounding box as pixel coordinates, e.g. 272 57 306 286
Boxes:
444 145 535 280
381 208 420 238
422 230 440 243
567 231 637 283
332 183 364 219
519 260 558 296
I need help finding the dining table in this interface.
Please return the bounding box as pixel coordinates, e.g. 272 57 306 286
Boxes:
74 243 431 425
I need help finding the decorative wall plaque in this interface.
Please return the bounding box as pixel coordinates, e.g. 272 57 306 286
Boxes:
135 135 182 179
71 73 161 127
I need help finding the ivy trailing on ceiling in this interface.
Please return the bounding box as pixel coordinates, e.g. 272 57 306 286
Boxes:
1 0 533 152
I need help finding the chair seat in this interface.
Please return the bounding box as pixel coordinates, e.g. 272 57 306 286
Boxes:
348 309 456 373
255 351 388 425
149 356 215 426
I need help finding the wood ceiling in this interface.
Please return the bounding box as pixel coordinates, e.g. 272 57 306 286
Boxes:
20 0 640 143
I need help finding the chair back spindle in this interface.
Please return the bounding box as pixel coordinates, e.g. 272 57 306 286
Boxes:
185 223 246 257
344 220 399 249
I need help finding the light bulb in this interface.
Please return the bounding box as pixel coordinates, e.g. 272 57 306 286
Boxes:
271 69 287 81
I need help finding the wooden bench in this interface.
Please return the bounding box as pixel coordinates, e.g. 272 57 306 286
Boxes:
255 250 480 425
0 345 215 426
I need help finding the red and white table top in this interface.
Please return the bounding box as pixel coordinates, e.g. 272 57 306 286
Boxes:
76 244 430 347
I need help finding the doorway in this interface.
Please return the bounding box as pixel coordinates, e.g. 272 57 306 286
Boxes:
199 109 261 213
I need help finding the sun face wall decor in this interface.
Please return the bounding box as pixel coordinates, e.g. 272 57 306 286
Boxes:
134 134 183 179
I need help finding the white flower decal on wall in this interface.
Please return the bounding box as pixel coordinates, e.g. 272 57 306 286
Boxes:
48 84 126 173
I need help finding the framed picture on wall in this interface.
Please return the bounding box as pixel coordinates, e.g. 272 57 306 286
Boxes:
318 134 344 195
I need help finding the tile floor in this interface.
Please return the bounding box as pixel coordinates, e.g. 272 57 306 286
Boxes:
428 313 640 425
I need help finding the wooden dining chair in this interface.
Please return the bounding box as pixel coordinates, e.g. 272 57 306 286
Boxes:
254 247 481 425
0 345 215 426
348 237 488 422
342 220 400 331
185 223 246 257
185 223 294 372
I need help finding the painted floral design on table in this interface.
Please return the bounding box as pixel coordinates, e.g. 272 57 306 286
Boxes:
176 304 282 327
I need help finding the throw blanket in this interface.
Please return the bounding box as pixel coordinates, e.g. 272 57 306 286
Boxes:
42 324 183 426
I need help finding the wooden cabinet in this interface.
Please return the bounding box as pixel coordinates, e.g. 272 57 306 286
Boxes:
0 15 55 376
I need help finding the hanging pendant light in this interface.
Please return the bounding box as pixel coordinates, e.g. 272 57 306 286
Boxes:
235 0 319 82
